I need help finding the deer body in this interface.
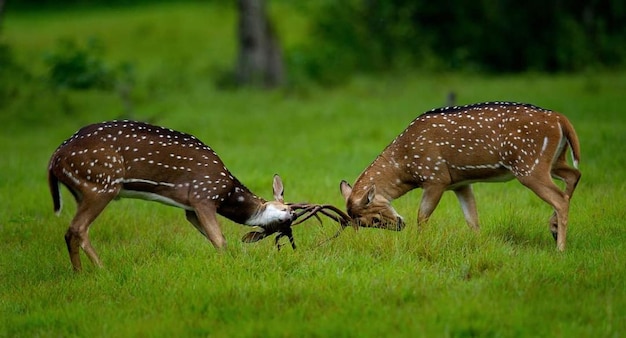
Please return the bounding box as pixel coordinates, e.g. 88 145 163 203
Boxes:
340 102 581 251
49 120 293 271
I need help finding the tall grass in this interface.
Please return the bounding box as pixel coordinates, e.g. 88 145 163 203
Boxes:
1 3 625 337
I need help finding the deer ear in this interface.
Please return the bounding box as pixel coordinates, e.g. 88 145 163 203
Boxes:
273 174 284 203
340 180 352 200
242 230 268 243
365 185 376 205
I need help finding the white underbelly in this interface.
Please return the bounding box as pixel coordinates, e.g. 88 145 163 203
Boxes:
118 189 194 211
447 172 515 190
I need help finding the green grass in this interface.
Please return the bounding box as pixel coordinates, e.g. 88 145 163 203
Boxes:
1 3 625 337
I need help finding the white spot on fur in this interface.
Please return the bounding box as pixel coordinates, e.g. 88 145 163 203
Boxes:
541 136 549 152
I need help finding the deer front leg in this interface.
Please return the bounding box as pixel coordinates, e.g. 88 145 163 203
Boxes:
518 175 569 251
417 185 446 228
189 203 226 249
454 185 480 231
185 210 208 239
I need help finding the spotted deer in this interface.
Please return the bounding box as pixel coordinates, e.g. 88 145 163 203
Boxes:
49 120 342 271
340 102 581 251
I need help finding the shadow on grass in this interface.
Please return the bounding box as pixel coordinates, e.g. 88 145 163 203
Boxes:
485 219 555 251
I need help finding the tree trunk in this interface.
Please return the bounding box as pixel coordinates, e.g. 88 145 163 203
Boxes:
0 0 5 32
236 0 284 88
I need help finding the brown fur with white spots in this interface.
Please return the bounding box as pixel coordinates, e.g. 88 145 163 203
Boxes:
340 102 581 251
49 120 312 271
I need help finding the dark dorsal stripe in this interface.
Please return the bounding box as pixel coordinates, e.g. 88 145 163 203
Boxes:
421 101 548 117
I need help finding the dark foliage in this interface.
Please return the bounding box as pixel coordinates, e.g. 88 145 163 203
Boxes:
6 0 208 11
292 0 626 84
44 37 115 90
0 43 31 107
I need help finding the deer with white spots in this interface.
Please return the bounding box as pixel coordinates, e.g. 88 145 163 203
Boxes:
49 120 344 271
339 102 581 251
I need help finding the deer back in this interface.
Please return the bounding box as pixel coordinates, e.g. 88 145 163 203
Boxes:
358 102 579 189
48 120 261 213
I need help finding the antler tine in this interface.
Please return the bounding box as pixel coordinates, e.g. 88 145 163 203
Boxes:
314 227 346 248
316 209 348 226
291 205 324 226
316 204 352 227
287 202 317 210
309 205 354 248
291 206 317 219
301 204 355 248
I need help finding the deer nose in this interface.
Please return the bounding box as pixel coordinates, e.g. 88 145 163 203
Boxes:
394 217 406 231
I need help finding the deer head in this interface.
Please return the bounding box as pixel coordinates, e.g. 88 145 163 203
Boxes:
340 181 405 231
241 175 295 248
242 179 352 250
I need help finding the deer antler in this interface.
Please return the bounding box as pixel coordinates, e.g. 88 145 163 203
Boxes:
286 202 353 247
290 203 351 227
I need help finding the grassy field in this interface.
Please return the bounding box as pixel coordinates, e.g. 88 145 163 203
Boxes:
1 3 625 337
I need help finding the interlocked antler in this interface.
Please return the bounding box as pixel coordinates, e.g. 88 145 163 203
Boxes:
287 202 353 248
289 203 351 227
242 202 352 250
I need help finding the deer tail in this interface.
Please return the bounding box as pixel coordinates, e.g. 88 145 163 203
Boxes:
561 117 581 169
48 167 62 216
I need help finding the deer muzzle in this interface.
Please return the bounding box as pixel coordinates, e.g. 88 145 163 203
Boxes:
391 217 406 231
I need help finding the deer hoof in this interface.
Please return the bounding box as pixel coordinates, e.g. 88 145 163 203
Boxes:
551 230 558 241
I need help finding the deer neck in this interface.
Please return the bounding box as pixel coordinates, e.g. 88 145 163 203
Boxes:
353 153 415 201
216 180 268 225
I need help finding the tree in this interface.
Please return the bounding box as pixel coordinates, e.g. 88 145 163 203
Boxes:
0 0 5 31
235 0 284 88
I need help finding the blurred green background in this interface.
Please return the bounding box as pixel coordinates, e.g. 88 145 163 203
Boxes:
2 0 625 108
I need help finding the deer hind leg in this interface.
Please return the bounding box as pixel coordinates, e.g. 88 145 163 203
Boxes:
66 193 115 271
517 174 570 251
454 185 480 231
549 151 581 238
187 203 226 249
417 184 446 228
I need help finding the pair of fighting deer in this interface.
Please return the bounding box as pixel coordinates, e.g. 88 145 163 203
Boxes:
49 102 581 271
